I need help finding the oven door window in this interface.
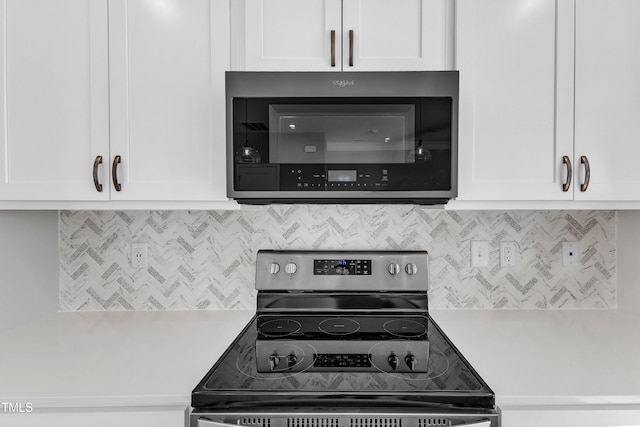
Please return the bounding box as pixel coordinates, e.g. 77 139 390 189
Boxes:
232 97 453 192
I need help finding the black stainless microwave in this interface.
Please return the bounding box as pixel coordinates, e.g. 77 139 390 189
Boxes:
226 71 458 204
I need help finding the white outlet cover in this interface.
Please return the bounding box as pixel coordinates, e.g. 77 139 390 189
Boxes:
562 242 579 267
500 241 518 267
131 243 148 269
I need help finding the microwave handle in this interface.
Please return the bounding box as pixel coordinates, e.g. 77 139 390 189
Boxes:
348 29 354 66
330 30 336 67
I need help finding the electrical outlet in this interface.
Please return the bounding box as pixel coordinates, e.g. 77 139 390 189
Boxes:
131 243 148 269
500 241 518 267
562 242 579 267
470 240 489 267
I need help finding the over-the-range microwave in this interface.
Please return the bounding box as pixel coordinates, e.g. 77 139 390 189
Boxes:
226 71 458 205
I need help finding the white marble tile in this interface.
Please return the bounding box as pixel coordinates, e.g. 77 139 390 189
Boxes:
59 208 617 310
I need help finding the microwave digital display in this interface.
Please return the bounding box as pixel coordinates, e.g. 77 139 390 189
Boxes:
328 170 357 182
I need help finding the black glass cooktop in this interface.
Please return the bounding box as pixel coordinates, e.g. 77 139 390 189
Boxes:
191 314 494 410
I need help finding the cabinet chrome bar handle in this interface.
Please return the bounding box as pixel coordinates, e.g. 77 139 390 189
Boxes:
580 155 590 192
92 155 103 192
349 30 354 67
330 30 336 67
112 155 122 192
562 155 572 192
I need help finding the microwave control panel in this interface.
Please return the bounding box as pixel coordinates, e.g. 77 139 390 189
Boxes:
281 165 390 191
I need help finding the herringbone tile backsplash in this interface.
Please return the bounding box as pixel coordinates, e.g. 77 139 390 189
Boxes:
59 208 616 311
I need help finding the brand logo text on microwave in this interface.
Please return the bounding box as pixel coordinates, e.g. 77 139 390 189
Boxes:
332 79 355 87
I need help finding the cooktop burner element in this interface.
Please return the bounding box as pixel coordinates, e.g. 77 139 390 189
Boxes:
191 250 499 427
383 319 428 338
318 318 360 335
257 319 302 337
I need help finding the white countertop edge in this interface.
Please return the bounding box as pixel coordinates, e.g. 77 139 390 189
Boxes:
13 395 640 412
0 395 190 409
497 396 640 407
7 395 640 411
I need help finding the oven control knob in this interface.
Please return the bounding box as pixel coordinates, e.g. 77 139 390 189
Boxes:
387 354 400 371
405 263 418 275
285 262 298 275
286 354 297 368
268 263 280 275
268 354 280 371
387 263 400 276
405 354 417 371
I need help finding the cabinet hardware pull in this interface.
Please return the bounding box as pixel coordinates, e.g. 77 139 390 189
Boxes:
112 155 122 192
562 155 572 192
580 155 590 192
93 155 103 192
349 30 354 67
330 30 336 67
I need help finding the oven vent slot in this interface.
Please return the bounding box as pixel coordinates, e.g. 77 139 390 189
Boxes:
350 418 402 427
241 121 268 131
418 419 450 426
287 418 339 427
240 418 271 427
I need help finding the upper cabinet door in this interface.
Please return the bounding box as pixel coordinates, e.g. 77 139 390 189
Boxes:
341 0 452 71
574 0 640 201
0 0 110 200
234 0 451 71
456 0 575 200
108 0 228 201
240 0 342 71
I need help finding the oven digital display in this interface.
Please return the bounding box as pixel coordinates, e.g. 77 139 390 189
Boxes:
313 354 371 368
314 259 371 275
328 170 357 182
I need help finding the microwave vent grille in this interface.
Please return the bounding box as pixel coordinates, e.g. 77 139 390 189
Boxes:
242 121 268 131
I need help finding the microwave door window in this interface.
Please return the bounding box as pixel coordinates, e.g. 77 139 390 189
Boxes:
269 104 415 164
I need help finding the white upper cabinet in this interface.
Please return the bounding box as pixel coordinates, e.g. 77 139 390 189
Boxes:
0 0 110 200
457 0 640 205
573 0 640 201
108 0 227 201
233 0 453 71
456 0 575 201
241 0 342 71
0 0 229 204
341 0 451 71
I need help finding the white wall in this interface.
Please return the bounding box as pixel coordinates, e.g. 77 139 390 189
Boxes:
616 211 640 311
0 211 59 330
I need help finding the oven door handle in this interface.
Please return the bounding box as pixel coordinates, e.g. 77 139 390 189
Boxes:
197 419 492 427
197 420 241 427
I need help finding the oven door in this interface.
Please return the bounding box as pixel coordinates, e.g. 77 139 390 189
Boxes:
191 410 500 427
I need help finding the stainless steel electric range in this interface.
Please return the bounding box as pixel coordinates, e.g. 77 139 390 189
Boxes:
191 250 499 427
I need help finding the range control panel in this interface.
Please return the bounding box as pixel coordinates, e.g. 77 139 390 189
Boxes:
255 250 429 292
314 354 372 368
313 259 371 276
255 340 429 373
